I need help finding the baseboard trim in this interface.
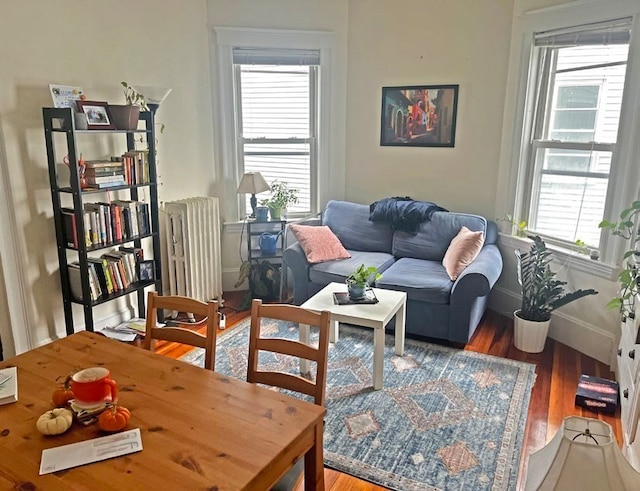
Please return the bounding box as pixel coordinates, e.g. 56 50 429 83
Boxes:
489 286 615 366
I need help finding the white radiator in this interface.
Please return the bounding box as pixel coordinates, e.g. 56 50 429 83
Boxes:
164 197 223 304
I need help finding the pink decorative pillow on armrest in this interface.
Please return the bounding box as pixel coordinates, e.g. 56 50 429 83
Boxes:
442 226 485 280
289 224 351 264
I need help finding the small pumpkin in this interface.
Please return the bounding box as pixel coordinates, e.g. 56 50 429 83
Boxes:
36 408 73 435
52 386 74 407
98 405 131 432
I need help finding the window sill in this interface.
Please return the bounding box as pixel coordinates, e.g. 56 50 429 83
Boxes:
498 233 618 281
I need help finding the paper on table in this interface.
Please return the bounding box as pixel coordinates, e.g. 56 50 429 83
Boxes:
40 428 142 475
95 327 137 342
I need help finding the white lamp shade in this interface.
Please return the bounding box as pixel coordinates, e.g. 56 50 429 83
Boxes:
237 172 270 195
526 416 640 490
133 86 172 105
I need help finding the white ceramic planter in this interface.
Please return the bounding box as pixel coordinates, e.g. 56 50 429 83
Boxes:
513 310 550 353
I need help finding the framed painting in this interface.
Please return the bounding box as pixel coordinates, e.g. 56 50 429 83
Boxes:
76 100 115 130
380 84 459 147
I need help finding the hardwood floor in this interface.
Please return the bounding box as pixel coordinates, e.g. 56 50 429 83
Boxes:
156 292 621 491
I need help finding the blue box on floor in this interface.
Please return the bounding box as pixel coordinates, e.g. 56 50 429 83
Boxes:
575 374 619 414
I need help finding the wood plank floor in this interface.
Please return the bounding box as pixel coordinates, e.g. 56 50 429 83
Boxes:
154 291 621 491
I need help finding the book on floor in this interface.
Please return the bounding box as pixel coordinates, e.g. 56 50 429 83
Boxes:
0 366 18 405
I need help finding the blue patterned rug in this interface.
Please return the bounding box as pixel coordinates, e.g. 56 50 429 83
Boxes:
180 319 535 490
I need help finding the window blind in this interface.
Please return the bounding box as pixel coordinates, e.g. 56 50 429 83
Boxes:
534 18 632 47
232 47 320 66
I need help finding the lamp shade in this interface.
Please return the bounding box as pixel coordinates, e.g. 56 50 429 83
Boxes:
525 416 640 490
237 172 270 195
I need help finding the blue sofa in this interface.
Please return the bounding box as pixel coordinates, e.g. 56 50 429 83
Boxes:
283 200 503 344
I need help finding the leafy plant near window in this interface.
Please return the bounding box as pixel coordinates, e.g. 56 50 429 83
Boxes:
497 214 528 238
599 200 640 317
515 236 598 322
121 82 148 110
260 181 299 210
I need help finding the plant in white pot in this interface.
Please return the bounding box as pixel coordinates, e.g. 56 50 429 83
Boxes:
514 235 598 353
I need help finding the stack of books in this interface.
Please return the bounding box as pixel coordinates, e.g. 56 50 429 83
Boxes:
83 160 126 189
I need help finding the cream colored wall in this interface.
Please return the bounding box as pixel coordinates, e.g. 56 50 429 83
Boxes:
344 0 514 217
0 0 214 349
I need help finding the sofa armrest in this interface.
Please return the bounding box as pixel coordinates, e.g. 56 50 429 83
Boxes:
283 242 313 305
451 244 502 297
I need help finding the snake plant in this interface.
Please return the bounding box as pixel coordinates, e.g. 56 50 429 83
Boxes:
515 236 598 322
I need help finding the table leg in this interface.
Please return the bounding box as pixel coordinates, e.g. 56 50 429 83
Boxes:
304 420 325 491
299 324 311 375
330 318 339 343
395 300 406 356
373 327 384 390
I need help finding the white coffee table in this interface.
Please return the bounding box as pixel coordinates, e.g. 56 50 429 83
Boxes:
299 282 407 390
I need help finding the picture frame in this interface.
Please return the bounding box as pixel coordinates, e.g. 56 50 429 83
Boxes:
380 84 459 147
76 100 115 130
49 84 85 109
138 260 155 281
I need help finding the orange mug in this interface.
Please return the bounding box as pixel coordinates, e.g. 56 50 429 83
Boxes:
70 367 117 408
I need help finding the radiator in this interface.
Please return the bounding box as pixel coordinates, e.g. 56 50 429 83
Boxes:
164 197 223 304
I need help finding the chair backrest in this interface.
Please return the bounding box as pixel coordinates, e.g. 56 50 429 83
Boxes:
247 299 330 406
143 291 219 370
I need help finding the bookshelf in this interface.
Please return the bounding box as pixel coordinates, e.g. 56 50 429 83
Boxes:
43 107 162 335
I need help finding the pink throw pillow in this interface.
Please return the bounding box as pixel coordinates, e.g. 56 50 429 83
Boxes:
289 224 351 264
442 226 485 280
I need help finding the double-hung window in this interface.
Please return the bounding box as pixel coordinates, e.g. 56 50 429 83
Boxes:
521 19 631 249
233 48 318 217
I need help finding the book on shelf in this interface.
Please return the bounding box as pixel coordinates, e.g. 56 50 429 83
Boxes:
333 289 379 305
85 175 126 186
84 160 121 169
84 165 124 177
68 262 99 301
87 257 114 295
0 366 18 405
84 180 126 190
61 208 78 248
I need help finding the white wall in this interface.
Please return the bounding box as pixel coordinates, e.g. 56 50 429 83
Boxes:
0 0 214 351
344 0 514 218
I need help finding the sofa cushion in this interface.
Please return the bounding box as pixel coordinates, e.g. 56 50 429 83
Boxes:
323 200 394 254
376 257 452 304
392 211 487 261
309 250 395 286
442 226 485 280
288 224 351 264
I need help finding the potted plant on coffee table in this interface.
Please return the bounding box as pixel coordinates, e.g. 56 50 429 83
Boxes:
346 264 382 300
514 235 598 353
260 181 298 220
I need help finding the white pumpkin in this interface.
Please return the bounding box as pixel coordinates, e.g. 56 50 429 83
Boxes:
36 408 73 435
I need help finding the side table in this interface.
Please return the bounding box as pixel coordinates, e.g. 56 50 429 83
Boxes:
246 219 287 301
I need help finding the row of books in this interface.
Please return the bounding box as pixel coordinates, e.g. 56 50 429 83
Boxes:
68 247 145 301
81 151 150 189
62 200 151 249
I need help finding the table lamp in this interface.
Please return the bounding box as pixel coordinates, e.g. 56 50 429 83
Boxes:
133 86 172 115
237 171 270 218
525 416 640 490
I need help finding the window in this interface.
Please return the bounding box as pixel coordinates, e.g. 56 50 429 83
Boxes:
234 48 318 216
520 19 631 249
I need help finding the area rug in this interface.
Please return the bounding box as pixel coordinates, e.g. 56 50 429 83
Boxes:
180 320 536 490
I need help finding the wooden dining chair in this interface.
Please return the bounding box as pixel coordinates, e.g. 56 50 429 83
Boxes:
143 291 219 370
248 299 331 490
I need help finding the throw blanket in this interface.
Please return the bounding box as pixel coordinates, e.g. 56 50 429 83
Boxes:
369 196 447 232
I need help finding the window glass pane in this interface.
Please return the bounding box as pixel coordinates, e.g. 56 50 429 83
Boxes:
530 148 611 247
556 86 599 108
552 110 596 130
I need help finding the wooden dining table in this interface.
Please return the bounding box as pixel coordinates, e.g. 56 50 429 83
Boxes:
0 331 325 490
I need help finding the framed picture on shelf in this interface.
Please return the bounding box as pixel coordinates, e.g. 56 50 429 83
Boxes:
380 84 459 147
138 260 155 281
76 100 115 130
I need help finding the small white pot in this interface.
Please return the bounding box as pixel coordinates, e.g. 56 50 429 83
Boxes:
513 310 550 353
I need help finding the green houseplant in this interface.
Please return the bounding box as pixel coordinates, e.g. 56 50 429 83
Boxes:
514 235 598 352
599 200 640 318
109 82 147 131
260 181 298 220
346 264 382 300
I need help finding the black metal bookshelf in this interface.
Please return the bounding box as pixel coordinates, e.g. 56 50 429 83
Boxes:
43 107 163 335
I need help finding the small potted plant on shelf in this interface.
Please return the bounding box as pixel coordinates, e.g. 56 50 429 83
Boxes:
514 235 598 353
109 82 148 131
346 264 382 300
599 200 640 318
260 181 298 220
